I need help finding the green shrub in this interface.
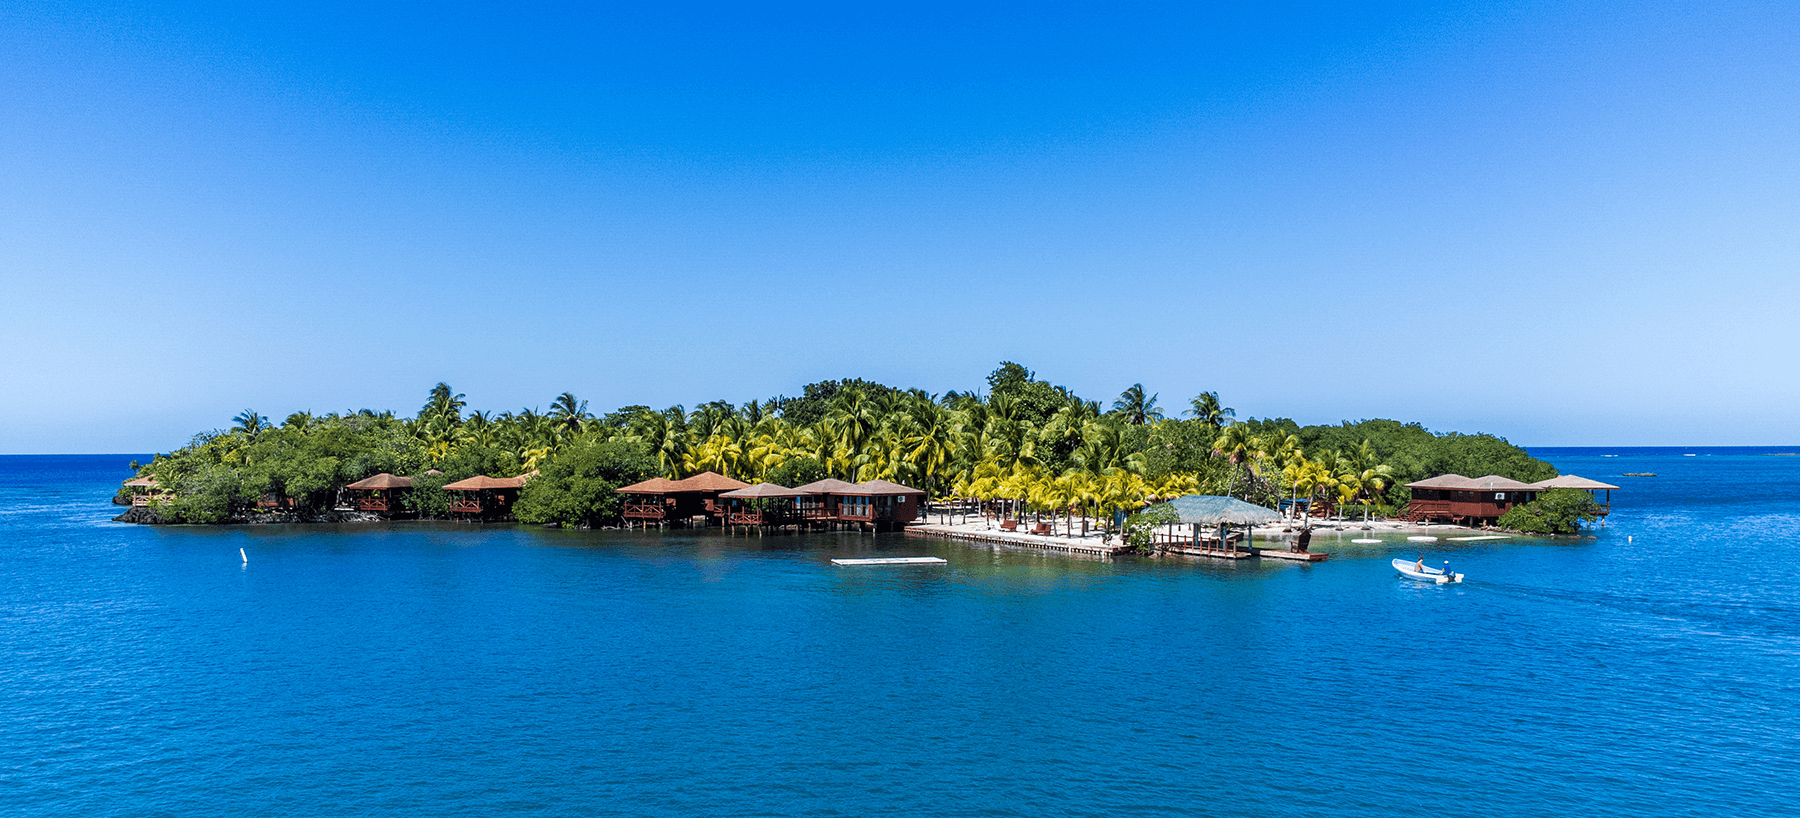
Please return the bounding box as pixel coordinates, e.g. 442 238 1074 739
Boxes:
1497 488 1601 535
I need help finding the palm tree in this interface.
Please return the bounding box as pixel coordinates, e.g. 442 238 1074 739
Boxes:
421 383 466 427
1112 384 1163 425
1185 392 1235 429
548 392 592 435
231 409 268 438
282 411 314 433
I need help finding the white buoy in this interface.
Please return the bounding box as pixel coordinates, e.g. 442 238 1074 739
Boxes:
240 548 247 564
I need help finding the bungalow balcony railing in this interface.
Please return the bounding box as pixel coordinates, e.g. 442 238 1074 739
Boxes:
623 501 669 519
1408 499 1516 520
728 510 794 526
449 498 485 514
355 498 391 512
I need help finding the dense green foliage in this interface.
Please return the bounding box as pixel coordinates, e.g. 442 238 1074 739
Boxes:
766 456 827 488
514 440 658 527
1497 488 1601 534
128 362 1559 525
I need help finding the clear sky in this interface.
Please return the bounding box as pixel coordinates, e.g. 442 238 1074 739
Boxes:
3 1 1796 453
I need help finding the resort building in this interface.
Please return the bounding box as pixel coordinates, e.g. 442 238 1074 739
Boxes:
121 476 166 507
793 477 858 523
1404 474 1538 524
717 483 808 527
834 479 927 530
617 471 752 527
442 474 528 519
617 473 928 531
1406 473 1620 525
343 473 413 515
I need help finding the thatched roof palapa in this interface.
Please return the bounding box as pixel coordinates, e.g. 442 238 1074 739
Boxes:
1164 495 1283 526
442 474 527 491
345 473 413 490
1529 475 1622 491
718 483 808 499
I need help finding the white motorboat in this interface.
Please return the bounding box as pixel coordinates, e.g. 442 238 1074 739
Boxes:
1393 558 1462 584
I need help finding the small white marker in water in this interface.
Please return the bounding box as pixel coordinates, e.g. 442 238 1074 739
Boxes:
1627 536 1632 543
240 548 248 564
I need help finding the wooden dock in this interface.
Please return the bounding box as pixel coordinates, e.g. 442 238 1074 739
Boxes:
831 557 947 566
904 523 1133 556
1256 548 1329 562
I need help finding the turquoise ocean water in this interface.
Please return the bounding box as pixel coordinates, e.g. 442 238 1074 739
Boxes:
2 448 1797 816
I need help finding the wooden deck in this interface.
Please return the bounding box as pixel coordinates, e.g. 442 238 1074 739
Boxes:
904 523 1133 556
831 557 948 566
1257 548 1329 562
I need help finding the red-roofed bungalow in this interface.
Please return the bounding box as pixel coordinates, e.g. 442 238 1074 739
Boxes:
718 483 808 527
443 474 528 518
616 471 752 527
1405 474 1538 524
834 479 927 530
343 473 414 514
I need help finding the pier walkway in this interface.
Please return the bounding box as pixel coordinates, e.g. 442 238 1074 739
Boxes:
904 522 1133 556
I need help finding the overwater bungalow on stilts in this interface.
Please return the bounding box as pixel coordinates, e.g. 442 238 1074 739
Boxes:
442 474 528 520
833 479 927 532
617 474 928 532
717 483 808 530
616 471 752 528
342 472 413 516
793 478 858 526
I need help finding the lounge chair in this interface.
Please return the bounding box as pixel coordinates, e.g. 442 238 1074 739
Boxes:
1031 523 1053 536
1000 519 1019 532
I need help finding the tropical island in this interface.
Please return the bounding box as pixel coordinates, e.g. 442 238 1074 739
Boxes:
116 362 1601 538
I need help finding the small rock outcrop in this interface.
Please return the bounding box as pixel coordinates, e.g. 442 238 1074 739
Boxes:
112 506 166 525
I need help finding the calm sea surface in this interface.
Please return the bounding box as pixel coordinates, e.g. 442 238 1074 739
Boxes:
3 448 1798 817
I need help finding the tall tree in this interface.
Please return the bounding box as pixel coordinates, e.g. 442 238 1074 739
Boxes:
549 392 592 435
231 409 269 438
1111 384 1163 425
1185 392 1236 429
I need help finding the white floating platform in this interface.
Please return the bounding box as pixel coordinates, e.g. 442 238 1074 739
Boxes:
1351 538 1383 544
1447 535 1511 542
1407 536 1439 543
831 557 948 566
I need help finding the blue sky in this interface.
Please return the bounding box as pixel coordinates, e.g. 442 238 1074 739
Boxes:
3 1 1796 452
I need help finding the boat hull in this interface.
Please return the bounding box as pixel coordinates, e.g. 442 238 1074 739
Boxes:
1392 558 1462 584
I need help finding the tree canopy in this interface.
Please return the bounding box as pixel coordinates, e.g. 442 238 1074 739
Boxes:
129 361 1558 526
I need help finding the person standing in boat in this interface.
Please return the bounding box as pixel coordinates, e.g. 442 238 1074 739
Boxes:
1442 561 1452 579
